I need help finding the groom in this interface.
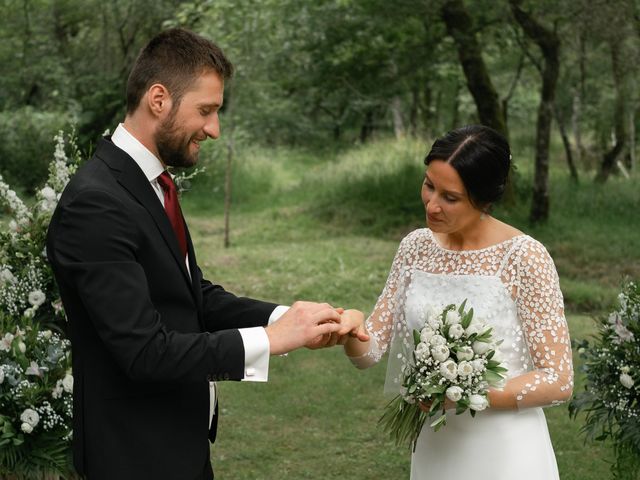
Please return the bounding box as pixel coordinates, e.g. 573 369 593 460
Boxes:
46 28 354 480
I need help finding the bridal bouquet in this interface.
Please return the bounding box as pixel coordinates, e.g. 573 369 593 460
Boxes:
380 301 507 449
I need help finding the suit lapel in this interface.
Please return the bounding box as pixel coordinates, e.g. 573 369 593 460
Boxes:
185 226 206 330
95 139 193 289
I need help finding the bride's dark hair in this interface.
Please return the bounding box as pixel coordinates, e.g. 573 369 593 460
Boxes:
424 125 510 210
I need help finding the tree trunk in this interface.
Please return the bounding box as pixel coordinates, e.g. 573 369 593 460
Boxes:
410 84 419 137
224 136 233 249
422 83 434 139
391 96 405 139
451 80 461 130
360 109 374 143
440 0 508 138
509 0 560 224
596 43 627 183
554 104 578 182
630 108 636 173
571 90 584 169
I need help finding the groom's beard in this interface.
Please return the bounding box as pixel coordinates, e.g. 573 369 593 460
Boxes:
155 113 198 168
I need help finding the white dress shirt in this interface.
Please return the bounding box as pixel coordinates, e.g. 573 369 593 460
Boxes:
111 124 287 425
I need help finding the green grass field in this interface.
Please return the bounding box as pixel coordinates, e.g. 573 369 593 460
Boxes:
181 138 639 479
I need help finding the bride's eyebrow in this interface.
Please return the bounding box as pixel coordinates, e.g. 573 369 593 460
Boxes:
424 173 464 197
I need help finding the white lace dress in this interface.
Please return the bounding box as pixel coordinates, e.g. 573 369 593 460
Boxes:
351 228 573 480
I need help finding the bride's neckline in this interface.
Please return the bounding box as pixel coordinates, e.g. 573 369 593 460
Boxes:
426 228 526 254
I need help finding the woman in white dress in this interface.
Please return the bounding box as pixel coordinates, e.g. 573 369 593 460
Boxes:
340 125 573 479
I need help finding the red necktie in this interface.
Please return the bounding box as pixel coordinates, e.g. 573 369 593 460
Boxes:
157 171 188 259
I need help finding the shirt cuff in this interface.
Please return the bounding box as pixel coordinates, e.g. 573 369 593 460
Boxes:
238 327 270 382
268 305 289 324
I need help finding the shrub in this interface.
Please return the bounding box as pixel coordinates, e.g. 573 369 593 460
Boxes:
0 108 74 193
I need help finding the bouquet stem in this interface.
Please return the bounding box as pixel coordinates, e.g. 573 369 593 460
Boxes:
378 395 428 452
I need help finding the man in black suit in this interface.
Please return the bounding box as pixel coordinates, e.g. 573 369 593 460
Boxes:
46 28 362 479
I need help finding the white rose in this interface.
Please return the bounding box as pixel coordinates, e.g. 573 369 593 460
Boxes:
445 310 461 325
18 341 26 354
52 380 64 399
21 423 33 434
472 341 492 355
415 342 430 361
8 220 18 232
456 346 474 361
620 366 630 374
62 373 74 393
620 373 634 389
0 333 14 352
614 323 634 342
445 386 463 402
471 358 485 372
439 359 458 381
431 344 450 362
429 335 447 347
424 305 442 329
20 408 40 427
465 317 488 336
448 323 464 339
458 361 474 377
0 269 15 284
42 330 52 340
469 394 489 411
420 327 435 343
39 186 57 201
491 348 505 364
28 290 46 308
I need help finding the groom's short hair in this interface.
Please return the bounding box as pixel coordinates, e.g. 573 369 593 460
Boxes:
126 28 234 114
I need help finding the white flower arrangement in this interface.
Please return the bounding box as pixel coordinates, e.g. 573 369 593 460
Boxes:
570 280 640 478
379 300 507 449
0 130 79 477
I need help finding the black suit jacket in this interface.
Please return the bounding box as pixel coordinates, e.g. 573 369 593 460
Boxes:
47 138 276 479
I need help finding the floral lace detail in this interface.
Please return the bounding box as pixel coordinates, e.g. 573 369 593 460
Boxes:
363 228 573 409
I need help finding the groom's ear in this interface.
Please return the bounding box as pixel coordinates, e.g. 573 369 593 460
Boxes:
146 83 172 118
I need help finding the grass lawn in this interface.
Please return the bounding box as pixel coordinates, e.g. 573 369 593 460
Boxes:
181 136 639 479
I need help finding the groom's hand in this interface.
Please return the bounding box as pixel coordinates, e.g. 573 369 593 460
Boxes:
307 309 369 349
265 301 343 355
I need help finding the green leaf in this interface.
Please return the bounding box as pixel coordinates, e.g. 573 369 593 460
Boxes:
484 370 504 384
455 404 468 415
425 385 446 395
413 329 421 345
458 299 468 314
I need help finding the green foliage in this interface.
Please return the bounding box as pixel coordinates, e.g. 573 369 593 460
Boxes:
0 108 74 192
569 281 640 479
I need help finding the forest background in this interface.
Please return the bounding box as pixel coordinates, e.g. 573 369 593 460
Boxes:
1 0 639 478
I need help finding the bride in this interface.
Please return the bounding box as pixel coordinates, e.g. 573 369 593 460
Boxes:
340 125 573 479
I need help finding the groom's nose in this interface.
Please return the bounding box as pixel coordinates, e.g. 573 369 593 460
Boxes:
204 113 220 139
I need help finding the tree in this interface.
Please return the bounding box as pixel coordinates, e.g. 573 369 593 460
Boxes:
440 0 508 138
509 0 560 223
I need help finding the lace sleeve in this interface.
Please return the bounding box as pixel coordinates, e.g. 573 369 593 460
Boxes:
501 239 574 408
349 231 415 369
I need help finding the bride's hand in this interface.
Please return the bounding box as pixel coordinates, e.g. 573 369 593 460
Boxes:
337 309 369 344
306 308 369 349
